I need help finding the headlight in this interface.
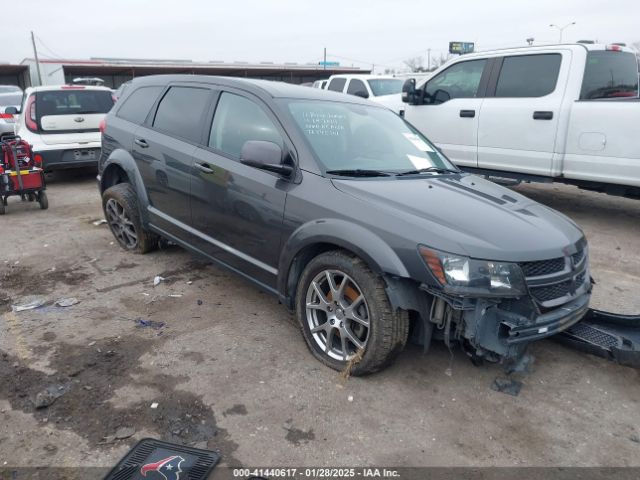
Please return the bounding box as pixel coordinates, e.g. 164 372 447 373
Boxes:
419 246 527 297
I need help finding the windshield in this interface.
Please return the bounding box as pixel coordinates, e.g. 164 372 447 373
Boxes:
284 100 456 174
580 51 639 99
367 79 403 97
36 89 114 117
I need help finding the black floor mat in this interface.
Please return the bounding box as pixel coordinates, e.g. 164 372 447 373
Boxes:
103 438 220 480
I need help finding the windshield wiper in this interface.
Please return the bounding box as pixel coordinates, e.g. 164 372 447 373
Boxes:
326 169 393 177
395 166 459 176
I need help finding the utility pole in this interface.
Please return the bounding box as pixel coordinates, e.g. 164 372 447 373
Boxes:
323 47 326 70
30 31 43 86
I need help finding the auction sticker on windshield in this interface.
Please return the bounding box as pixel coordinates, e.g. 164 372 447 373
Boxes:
403 133 433 152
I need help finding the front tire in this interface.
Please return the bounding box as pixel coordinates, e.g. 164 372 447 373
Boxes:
102 183 157 254
295 250 409 375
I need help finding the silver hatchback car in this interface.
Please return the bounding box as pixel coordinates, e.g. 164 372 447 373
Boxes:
0 85 23 136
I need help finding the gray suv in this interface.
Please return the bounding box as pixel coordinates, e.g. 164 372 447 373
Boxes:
98 76 591 374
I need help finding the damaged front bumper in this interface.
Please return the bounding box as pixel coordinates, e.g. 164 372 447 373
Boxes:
425 288 591 368
497 293 590 344
411 244 594 368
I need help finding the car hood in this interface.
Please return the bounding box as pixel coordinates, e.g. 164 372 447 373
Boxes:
332 174 585 262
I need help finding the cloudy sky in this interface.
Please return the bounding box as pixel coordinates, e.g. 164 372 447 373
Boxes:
3 0 639 71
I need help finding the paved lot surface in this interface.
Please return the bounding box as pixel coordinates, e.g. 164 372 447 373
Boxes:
0 170 639 470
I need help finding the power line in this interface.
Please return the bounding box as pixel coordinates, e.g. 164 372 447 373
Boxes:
379 47 449 65
36 35 65 59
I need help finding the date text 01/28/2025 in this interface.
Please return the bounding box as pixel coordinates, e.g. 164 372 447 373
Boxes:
232 468 400 478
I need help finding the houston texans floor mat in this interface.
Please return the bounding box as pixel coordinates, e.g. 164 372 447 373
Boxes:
103 438 220 480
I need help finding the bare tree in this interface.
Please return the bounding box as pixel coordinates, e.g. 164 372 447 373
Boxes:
403 56 426 72
429 53 453 71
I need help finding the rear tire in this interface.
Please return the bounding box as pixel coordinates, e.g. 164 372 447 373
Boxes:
38 191 48 210
102 183 157 254
295 250 409 375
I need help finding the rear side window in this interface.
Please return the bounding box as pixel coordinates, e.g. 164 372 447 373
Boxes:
367 78 403 96
116 86 162 124
495 54 561 97
152 86 211 143
425 59 487 104
327 78 346 92
347 79 368 97
36 89 113 117
208 92 283 159
580 51 639 99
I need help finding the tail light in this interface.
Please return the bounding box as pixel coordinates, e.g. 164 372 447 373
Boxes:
25 94 38 132
606 44 623 52
0 165 4 174
99 118 106 134
34 154 43 167
0 113 15 123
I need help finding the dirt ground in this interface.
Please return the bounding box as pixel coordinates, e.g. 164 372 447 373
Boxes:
0 169 639 472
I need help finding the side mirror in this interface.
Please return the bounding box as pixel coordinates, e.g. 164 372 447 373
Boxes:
432 89 451 104
401 79 417 104
4 106 19 115
353 90 369 99
240 140 293 176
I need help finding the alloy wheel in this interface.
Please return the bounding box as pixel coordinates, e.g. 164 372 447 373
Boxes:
305 269 370 361
105 198 138 249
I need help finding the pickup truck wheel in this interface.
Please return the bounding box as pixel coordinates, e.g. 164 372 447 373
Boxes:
102 183 157 254
296 251 409 375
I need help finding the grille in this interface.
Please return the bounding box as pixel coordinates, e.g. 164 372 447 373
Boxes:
531 280 572 302
531 271 587 303
572 249 585 266
520 257 565 277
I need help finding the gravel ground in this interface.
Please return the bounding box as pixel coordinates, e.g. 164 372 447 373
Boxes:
0 170 638 472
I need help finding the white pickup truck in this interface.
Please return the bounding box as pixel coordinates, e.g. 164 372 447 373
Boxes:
400 43 640 197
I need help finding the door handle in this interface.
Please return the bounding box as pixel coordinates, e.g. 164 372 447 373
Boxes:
459 109 475 118
194 162 215 174
533 111 554 120
134 138 149 148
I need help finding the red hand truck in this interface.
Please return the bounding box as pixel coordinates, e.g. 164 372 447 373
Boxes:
0 134 48 215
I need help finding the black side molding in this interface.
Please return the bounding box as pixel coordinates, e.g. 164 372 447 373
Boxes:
533 111 554 120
